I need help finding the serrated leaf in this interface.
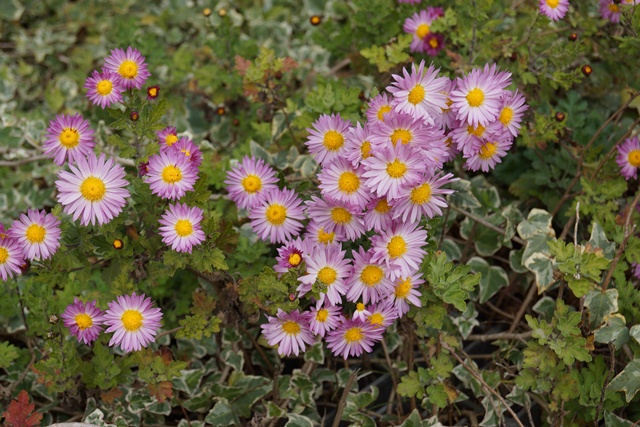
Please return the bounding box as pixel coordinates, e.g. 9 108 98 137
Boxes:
0 341 20 368
397 371 425 399
608 359 640 402
2 390 42 427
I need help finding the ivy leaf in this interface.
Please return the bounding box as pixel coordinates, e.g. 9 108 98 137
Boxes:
630 324 640 345
2 390 43 427
583 289 619 328
467 257 508 303
604 411 635 426
204 399 240 426
594 314 630 349
608 358 640 402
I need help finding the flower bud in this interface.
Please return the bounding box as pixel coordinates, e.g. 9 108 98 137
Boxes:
310 15 321 26
130 111 139 121
582 65 592 77
555 112 566 122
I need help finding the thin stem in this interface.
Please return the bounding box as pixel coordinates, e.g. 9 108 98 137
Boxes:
465 330 533 342
332 369 358 427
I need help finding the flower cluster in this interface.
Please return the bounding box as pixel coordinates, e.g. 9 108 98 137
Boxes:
61 293 162 351
227 60 527 358
403 7 445 56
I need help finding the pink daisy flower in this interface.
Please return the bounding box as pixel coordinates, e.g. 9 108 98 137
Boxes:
451 122 489 157
61 298 105 345
364 197 396 234
391 273 424 316
599 0 623 22
274 238 306 275
387 61 450 125
56 153 130 226
0 236 24 281
318 159 371 207
84 70 124 109
10 210 61 260
303 221 344 248
368 112 432 150
352 302 371 322
261 309 315 357
157 126 179 149
249 187 306 244
488 90 528 138
344 123 374 166
362 143 424 200
403 10 436 53
423 33 445 56
43 114 95 166
346 247 394 305
297 245 352 305
169 137 202 169
103 46 151 90
225 156 279 211
367 301 398 329
366 93 394 127
539 0 570 21
304 196 365 241
465 137 513 172
158 203 206 253
393 172 457 223
104 292 163 352
144 150 198 200
370 221 428 280
326 318 384 359
305 114 351 165
616 136 640 180
450 64 512 127
309 303 342 337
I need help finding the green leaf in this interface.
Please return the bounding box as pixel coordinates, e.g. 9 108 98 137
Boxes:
517 208 555 240
608 358 640 402
204 399 240 426
630 324 640 345
594 314 630 349
426 383 449 408
304 341 325 364
396 410 444 427
0 341 20 368
524 252 556 293
467 257 508 303
588 222 616 260
583 289 619 328
397 371 425 399
284 414 316 427
604 411 634 427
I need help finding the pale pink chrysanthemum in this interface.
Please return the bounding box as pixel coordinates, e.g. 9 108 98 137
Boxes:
370 221 428 280
364 197 396 234
391 273 424 316
303 221 345 248
616 136 640 180
464 137 513 172
451 122 490 157
488 90 528 138
84 70 124 109
274 238 306 275
56 153 130 226
368 111 433 150
157 126 179 149
362 143 424 200
10 210 61 260
158 203 206 253
144 150 198 200
0 236 24 281
297 245 352 306
423 32 445 57
61 298 105 345
387 61 450 125
103 46 151 90
352 302 371 322
450 64 512 127
326 317 384 359
169 137 202 169
309 303 342 337
367 301 398 329
346 247 394 305
43 114 95 166
249 187 305 244
261 309 315 356
344 123 374 167
104 292 163 352
599 0 624 22
539 0 570 21
304 196 365 241
403 10 436 54
225 156 279 211
305 114 351 165
318 159 371 207
393 172 457 223
366 93 394 127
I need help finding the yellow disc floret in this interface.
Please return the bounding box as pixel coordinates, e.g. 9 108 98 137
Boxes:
289 253 302 266
323 130 345 151
466 88 485 107
369 313 384 326
265 204 287 225
59 128 80 149
175 219 193 237
317 266 337 285
429 38 439 49
96 80 113 96
344 327 364 343
468 124 485 137
410 183 432 205
499 107 514 126
75 313 93 330
390 129 413 145
165 134 179 146
628 149 640 167
316 308 329 322
242 174 262 193
0 248 8 264
479 142 498 160
408 85 426 105
361 141 372 159
374 199 391 214
386 159 408 178
282 320 301 335
377 105 392 122
80 176 107 202
118 60 139 79
415 23 430 39
25 224 46 244
162 165 182 184
360 265 384 286
387 236 407 258
121 309 143 332
338 171 360 194
546 0 559 7
331 207 351 224
394 277 412 298
318 228 336 244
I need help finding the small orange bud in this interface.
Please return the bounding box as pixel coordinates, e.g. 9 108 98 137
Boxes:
555 112 566 122
216 107 226 116
218 8 227 17
582 65 592 76
310 15 321 26
113 239 124 250
203 8 212 16
130 111 139 121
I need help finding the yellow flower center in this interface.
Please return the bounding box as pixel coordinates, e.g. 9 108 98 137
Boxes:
25 224 46 244
361 141 372 159
318 228 336 244
546 0 559 7
118 60 139 79
386 159 408 178
174 219 193 237
316 309 329 322
289 253 302 266
374 199 391 214
377 105 392 122
466 88 485 107
467 124 485 137
369 313 384 326
323 130 345 151
181 149 191 157
344 327 364 343
410 183 432 205
628 149 640 167
165 134 179 146
242 174 262 193
479 142 498 160
265 204 287 225
407 85 426 105
608 3 620 12
338 171 360 194
59 128 80 149
429 38 439 49
282 320 301 335
415 23 430 39
394 277 412 298
356 302 365 311
75 313 93 330
80 176 107 202
162 165 182 184
0 248 8 264
121 309 143 332
96 80 113 96
390 129 413 145
148 87 158 97
360 265 384 286
317 266 337 285
331 207 351 224
499 107 514 126
387 236 407 258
